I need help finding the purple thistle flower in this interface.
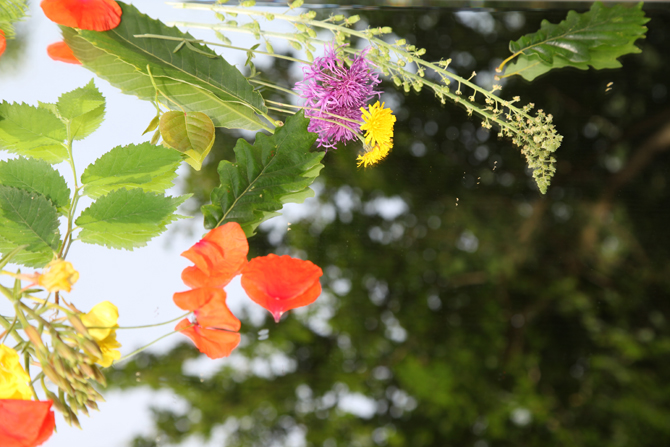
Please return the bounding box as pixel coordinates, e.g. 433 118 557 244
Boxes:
295 45 381 149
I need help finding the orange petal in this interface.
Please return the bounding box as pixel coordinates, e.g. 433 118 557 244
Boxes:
0 400 55 447
47 41 81 65
0 31 6 58
194 290 241 332
181 222 249 288
175 319 240 359
241 254 323 322
173 287 223 311
41 0 122 31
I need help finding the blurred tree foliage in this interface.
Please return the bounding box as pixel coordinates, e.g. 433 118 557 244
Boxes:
108 5 670 447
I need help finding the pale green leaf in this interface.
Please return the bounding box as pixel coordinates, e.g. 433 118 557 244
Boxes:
75 188 188 250
0 185 60 267
202 111 323 236
159 111 215 170
506 2 648 81
56 79 106 141
0 157 71 213
81 143 183 199
0 101 68 163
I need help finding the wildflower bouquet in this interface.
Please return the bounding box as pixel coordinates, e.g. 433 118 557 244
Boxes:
0 0 648 443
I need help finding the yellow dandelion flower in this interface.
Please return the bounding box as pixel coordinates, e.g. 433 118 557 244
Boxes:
360 101 396 148
357 141 392 168
38 259 79 293
81 301 122 367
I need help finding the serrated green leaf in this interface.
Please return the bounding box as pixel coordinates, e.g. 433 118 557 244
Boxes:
38 102 61 118
81 143 183 199
202 111 323 236
0 101 68 163
65 3 268 131
159 111 215 171
75 188 188 250
56 79 106 140
0 185 60 267
505 2 648 81
0 157 71 213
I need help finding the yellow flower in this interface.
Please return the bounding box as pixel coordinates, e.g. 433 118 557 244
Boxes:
357 142 392 168
0 345 33 400
81 301 122 367
38 259 79 293
360 101 396 149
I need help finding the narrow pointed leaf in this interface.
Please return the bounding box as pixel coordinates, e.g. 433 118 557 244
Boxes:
64 2 268 131
75 188 188 250
0 101 68 163
0 157 71 213
0 185 60 267
506 2 648 81
81 143 183 199
159 111 215 171
202 111 323 236
56 79 106 140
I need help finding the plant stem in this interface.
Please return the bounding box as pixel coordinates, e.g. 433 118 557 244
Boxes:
86 312 191 330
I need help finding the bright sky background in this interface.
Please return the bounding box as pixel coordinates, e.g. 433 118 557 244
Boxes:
0 1 292 445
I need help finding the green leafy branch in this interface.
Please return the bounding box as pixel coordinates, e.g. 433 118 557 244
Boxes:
499 2 649 81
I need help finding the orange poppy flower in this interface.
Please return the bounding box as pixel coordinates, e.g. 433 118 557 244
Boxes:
41 0 122 31
0 31 6 58
241 254 323 322
175 319 240 359
173 288 240 332
181 222 249 288
46 41 81 65
0 399 55 447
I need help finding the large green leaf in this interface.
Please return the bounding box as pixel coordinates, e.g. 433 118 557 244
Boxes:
0 185 60 267
159 111 215 170
0 157 71 213
75 188 188 250
81 142 183 199
65 3 268 131
505 2 648 81
202 111 323 236
0 102 68 163
56 79 106 141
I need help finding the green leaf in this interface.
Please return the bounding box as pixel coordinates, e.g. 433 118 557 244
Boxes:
0 0 28 39
0 101 68 163
159 111 215 171
81 142 183 199
75 188 188 250
505 2 649 81
0 157 71 213
65 3 269 131
56 79 106 140
0 185 60 267
202 111 323 236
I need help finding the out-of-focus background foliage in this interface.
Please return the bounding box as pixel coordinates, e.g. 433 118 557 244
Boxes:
107 4 670 447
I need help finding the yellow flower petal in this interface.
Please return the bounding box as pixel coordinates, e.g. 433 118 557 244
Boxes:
37 259 79 293
81 301 122 367
0 345 33 400
357 141 392 168
359 101 396 149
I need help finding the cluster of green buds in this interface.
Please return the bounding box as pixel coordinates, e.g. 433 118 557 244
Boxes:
22 310 107 428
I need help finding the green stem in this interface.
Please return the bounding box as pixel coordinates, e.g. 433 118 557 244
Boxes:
113 327 184 364
1 315 18 344
58 129 79 259
0 314 24 344
86 312 191 331
23 350 39 400
134 34 310 65
250 79 300 98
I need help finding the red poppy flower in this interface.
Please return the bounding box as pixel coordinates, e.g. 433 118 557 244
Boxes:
0 399 55 447
181 222 249 288
241 254 323 322
46 41 81 65
175 319 240 359
41 0 122 31
0 31 6 58
173 288 240 332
